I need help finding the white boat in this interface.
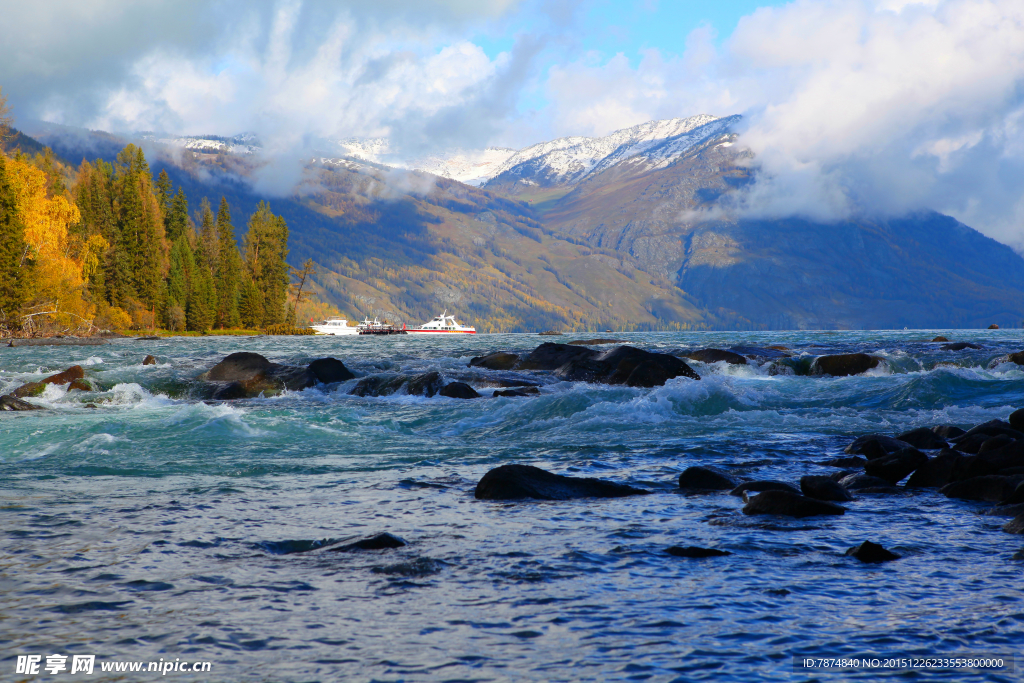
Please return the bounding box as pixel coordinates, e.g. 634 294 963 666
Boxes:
406 311 476 335
311 317 359 336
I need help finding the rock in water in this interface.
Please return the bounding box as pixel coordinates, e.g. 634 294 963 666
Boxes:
896 427 948 450
800 475 853 502
988 324 1000 329
307 357 354 384
729 481 800 497
516 343 598 371
931 336 949 342
1003 514 1024 534
350 371 444 398
665 546 732 558
905 450 961 488
678 466 737 491
846 541 900 563
42 365 85 385
838 473 897 491
940 475 1024 503
328 533 406 552
554 345 700 387
864 447 928 485
474 464 649 501
142 355 157 366
1010 409 1024 432
0 395 45 410
568 339 624 346
941 342 982 351
406 371 444 397
202 352 271 382
1009 351 1024 365
844 434 914 459
11 382 45 398
439 382 480 399
468 352 520 370
811 353 881 376
493 387 540 397
67 379 92 392
932 425 967 439
683 349 747 365
742 490 846 517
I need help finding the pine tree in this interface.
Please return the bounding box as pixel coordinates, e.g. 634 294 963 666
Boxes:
188 267 217 332
215 197 241 328
238 277 263 329
0 154 29 326
243 201 289 327
155 169 172 211
165 238 192 330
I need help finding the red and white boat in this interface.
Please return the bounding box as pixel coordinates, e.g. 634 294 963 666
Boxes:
405 311 476 335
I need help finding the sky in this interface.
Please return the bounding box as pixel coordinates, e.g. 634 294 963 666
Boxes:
1 0 1023 250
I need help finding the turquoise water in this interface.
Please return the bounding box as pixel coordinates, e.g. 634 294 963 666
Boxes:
2 331 1024 682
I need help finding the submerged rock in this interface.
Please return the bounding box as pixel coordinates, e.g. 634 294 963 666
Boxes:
864 447 928 485
493 387 540 397
201 352 269 382
730 481 800 497
1010 351 1024 365
474 464 649 501
1010 409 1024 432
846 541 900 563
328 533 407 552
350 371 444 398
142 355 158 366
67 379 92 392
10 381 45 398
941 342 982 351
439 382 480 399
932 425 967 439
1003 514 1024 534
811 353 881 377
516 343 597 371
897 427 948 450
683 349 747 365
931 336 949 342
742 490 846 517
729 345 791 359
307 357 355 384
678 466 737 491
568 339 624 346
839 473 898 492
820 456 868 468
0 395 45 411
201 352 355 399
665 546 732 558
800 475 853 502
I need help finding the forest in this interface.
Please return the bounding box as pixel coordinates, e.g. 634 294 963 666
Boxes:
0 105 320 336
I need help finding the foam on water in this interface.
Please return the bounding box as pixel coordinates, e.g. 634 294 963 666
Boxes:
2 331 1023 681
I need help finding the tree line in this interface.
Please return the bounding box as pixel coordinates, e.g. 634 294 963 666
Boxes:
1 139 296 334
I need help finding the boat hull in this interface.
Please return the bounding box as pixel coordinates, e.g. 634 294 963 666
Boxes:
311 327 359 336
405 329 476 334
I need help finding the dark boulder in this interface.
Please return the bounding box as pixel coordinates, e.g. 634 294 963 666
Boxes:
839 473 899 492
905 449 961 488
1001 481 1024 506
864 447 928 485
896 427 948 450
142 355 158 366
328 533 406 552
67 379 92 392
439 382 480 399
554 345 700 387
800 475 853 502
931 336 949 342
820 456 867 468
517 343 598 371
0 395 45 411
201 352 270 382
978 435 1016 454
845 434 914 460
666 546 731 558
811 353 881 376
952 432 995 454
11 381 45 398
846 541 900 563
1003 514 1024 534
474 464 649 501
730 480 800 497
940 475 1024 503
493 387 540 397
683 349 747 365
952 440 1024 480
742 490 846 517
350 371 444 398
932 425 966 439
957 419 1023 442
1010 408 1024 432
307 357 354 384
678 466 737 491
211 381 251 400
988 324 1000 329
468 352 520 371
941 342 982 351
42 365 85 385
1009 351 1024 365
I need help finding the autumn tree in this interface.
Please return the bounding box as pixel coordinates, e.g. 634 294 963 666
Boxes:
0 154 28 325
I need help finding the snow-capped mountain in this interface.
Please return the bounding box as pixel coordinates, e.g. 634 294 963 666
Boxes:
139 132 262 155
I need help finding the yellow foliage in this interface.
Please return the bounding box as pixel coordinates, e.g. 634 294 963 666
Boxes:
4 154 94 329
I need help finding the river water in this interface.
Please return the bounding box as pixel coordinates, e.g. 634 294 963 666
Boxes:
2 331 1023 682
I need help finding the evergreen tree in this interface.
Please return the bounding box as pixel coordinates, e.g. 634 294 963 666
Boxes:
165 187 189 244
188 267 217 332
0 154 29 326
238 277 263 329
243 201 289 327
166 238 193 329
215 197 241 328
111 145 165 310
196 197 219 271
155 169 172 210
